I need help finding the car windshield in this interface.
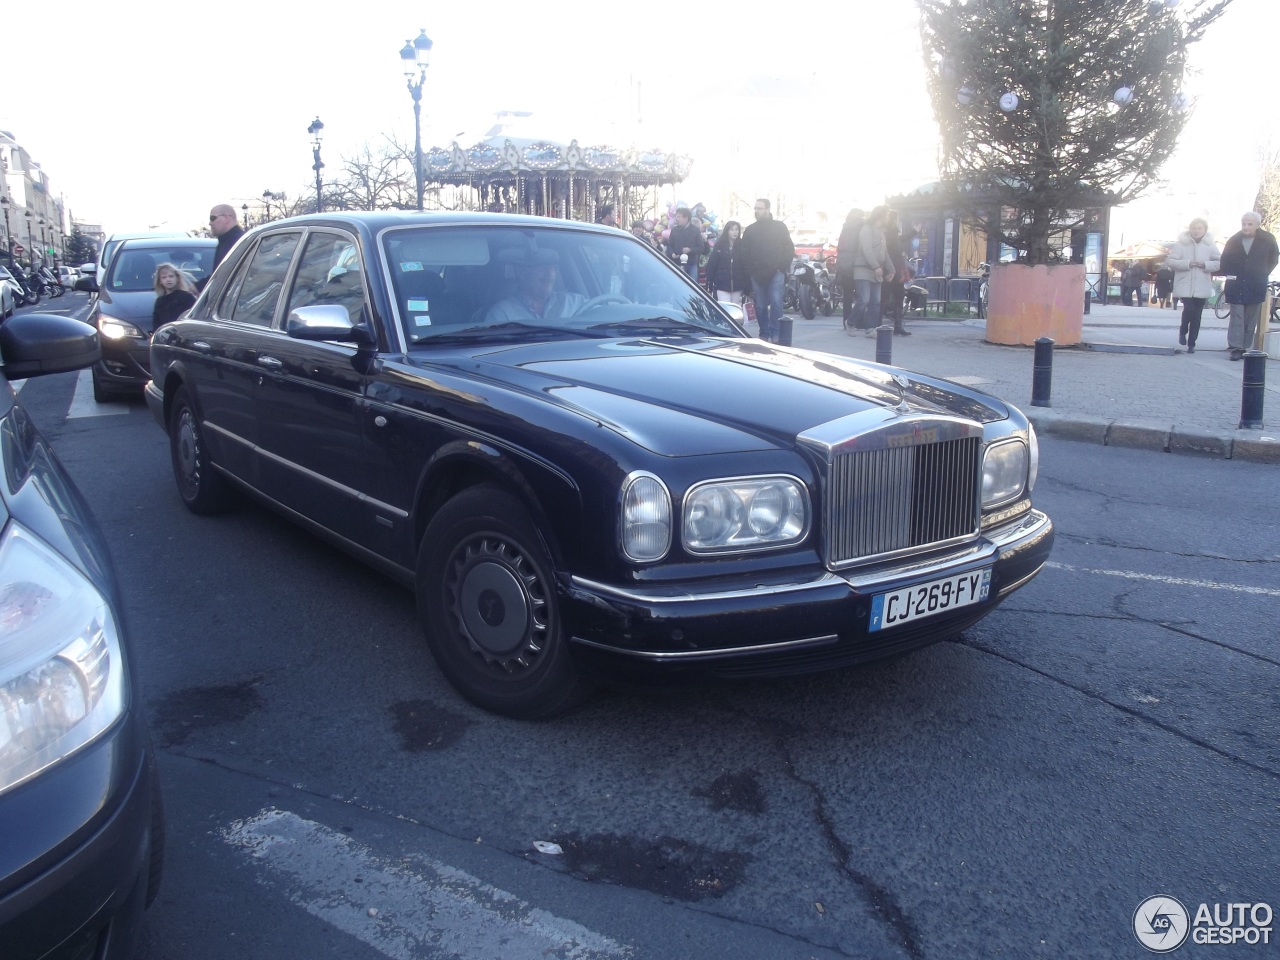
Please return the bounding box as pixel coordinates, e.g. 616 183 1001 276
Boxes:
381 224 742 346
108 245 214 292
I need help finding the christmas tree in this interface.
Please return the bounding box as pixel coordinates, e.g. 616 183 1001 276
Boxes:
919 0 1231 265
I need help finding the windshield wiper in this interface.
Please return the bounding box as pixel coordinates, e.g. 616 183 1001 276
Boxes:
421 321 609 344
584 315 712 335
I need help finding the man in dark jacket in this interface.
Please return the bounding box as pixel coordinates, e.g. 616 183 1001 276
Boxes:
203 203 245 290
836 209 864 331
1219 211 1279 360
666 207 705 283
739 198 795 343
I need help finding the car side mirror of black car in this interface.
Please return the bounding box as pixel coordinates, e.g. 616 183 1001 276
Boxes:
74 275 99 293
286 305 375 347
0 313 101 378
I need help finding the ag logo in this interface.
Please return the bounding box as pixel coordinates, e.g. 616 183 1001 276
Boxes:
1134 896 1190 952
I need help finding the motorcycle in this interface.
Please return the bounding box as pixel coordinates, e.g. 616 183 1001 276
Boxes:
12 265 43 306
791 255 835 320
36 265 65 298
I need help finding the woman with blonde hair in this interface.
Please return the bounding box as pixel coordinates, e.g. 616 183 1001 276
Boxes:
1164 217 1220 354
152 263 198 330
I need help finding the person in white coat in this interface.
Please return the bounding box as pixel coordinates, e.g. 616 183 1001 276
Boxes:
1164 217 1220 354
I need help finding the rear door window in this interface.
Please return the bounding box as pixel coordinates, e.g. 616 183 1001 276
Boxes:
224 233 302 327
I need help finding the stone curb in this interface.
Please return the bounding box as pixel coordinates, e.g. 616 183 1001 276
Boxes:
1231 432 1280 464
1029 411 1279 464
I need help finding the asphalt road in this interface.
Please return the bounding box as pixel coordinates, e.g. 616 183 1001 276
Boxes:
13 299 1280 959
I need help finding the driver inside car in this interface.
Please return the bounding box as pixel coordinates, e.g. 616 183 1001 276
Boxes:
485 249 585 323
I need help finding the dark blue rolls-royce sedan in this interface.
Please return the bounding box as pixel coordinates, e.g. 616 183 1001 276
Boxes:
146 212 1052 718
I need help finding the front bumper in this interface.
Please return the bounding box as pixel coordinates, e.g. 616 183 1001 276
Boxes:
564 509 1053 676
95 336 151 393
0 716 156 960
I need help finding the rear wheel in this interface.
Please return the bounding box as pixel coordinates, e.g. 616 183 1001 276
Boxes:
168 384 232 514
1213 296 1231 320
819 284 835 316
418 485 591 718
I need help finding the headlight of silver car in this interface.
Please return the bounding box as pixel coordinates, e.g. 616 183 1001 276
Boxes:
981 438 1029 508
1027 423 1039 493
621 472 672 563
683 476 809 554
0 523 126 798
97 313 147 340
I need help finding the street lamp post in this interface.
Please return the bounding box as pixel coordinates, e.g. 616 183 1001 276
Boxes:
38 219 46 267
241 204 250 228
0 196 10 256
308 117 325 213
262 190 286 222
399 28 433 212
24 211 34 268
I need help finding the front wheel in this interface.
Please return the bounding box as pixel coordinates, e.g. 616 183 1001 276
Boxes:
23 287 40 306
1213 297 1232 320
168 384 233 514
798 284 816 320
418 486 591 719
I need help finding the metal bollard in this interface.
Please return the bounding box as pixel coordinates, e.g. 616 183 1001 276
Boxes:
1083 289 1091 315
1239 349 1267 429
1031 336 1055 407
876 324 894 364
777 317 793 347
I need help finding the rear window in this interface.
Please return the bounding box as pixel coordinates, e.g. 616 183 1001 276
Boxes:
108 246 215 292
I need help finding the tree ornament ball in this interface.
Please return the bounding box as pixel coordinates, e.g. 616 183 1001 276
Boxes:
957 85 975 106
999 91 1020 112
1113 86 1134 105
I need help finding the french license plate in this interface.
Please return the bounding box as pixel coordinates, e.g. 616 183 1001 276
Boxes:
868 568 991 632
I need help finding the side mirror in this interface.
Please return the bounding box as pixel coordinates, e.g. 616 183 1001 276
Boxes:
0 313 101 378
720 302 745 323
286 305 374 345
74 275 99 293
80 262 96 273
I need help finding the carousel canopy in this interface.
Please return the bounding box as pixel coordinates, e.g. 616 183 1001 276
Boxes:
422 134 692 187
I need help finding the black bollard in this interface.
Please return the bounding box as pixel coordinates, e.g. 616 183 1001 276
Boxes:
876 324 893 364
1239 349 1267 429
778 317 794 347
1031 336 1055 407
1084 289 1091 315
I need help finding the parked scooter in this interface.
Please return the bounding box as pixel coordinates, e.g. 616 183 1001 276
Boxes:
12 265 43 306
36 265 65 298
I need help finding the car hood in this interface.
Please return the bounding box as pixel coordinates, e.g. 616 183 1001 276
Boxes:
413 336 1009 457
96 288 156 323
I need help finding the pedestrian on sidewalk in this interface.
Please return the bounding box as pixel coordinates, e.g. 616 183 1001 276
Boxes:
1122 261 1146 307
836 208 864 332
666 207 705 284
883 209 911 335
1165 217 1220 354
1218 211 1279 360
853 206 895 335
739 198 795 344
704 220 750 307
1155 262 1174 308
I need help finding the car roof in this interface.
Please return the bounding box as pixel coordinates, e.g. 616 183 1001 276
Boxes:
257 211 622 235
104 229 192 242
115 237 216 250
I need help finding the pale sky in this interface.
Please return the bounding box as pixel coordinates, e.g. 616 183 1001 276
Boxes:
2 0 1272 247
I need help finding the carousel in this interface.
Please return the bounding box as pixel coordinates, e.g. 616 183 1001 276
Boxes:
419 130 693 223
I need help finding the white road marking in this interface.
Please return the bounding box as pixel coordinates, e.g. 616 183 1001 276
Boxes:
67 368 129 418
223 809 632 960
1045 560 1280 598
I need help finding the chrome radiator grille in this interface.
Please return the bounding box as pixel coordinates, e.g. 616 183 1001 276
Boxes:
825 436 981 566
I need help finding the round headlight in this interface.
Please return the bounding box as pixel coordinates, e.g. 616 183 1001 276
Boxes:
621 473 671 562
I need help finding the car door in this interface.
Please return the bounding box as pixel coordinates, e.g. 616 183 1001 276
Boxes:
179 231 302 484
253 229 388 554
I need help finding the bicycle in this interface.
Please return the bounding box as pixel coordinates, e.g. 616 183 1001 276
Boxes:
1209 278 1233 320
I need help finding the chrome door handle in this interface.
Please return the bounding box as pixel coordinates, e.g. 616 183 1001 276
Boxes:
257 356 283 371
191 340 211 353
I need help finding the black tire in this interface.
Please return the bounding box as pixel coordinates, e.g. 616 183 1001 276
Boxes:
799 284 816 320
91 367 113 403
819 286 835 316
417 485 591 719
23 287 40 306
145 760 165 907
1213 298 1231 320
168 384 232 514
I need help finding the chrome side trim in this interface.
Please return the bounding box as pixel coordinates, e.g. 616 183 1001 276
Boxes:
569 633 840 662
203 420 409 520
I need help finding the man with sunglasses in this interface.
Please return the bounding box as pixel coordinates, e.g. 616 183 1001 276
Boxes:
207 204 245 276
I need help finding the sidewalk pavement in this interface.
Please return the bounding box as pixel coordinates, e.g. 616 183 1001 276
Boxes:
774 301 1280 464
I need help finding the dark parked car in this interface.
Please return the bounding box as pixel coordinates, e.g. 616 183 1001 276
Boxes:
0 313 163 957
146 213 1052 718
86 236 216 401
